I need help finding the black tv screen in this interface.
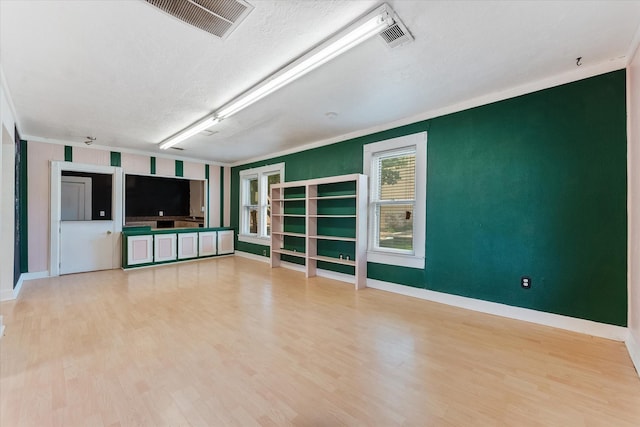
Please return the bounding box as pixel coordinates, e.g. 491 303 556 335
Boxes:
125 175 190 217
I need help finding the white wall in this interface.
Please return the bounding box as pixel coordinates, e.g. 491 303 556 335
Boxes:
628 45 640 374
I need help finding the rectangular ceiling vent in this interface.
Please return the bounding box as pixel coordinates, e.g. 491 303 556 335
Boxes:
145 0 254 39
379 14 414 49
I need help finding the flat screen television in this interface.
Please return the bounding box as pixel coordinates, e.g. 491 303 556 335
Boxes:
125 174 190 217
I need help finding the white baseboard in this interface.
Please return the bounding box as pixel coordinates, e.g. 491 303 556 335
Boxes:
237 251 627 341
21 271 50 280
235 251 356 284
366 279 628 342
234 251 270 263
12 274 25 299
315 268 355 284
278 261 356 284
279 260 305 272
0 271 49 301
626 331 640 376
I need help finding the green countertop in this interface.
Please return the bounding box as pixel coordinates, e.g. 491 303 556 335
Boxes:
122 226 233 236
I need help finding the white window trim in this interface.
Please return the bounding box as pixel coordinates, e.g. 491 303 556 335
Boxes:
363 132 426 269
238 162 285 245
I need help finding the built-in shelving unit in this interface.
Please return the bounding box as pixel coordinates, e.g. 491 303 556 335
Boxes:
270 174 367 289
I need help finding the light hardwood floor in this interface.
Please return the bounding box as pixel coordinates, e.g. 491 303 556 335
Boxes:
1 256 639 426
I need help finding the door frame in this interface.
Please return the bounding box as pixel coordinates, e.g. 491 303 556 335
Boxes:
50 161 123 276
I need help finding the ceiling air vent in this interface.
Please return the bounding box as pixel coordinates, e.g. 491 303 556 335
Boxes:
145 0 254 39
379 14 413 49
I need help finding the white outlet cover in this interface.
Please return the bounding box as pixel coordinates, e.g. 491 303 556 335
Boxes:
99 210 105 217
159 211 164 216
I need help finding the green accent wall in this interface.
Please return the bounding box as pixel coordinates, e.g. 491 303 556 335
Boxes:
19 140 28 273
205 164 210 227
64 145 72 162
110 151 121 167
220 167 224 226
175 160 183 177
231 70 627 326
150 157 156 174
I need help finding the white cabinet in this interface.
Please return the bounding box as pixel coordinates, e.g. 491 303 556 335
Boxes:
154 233 177 262
199 231 217 256
123 229 234 269
271 174 368 289
127 235 153 265
177 232 198 259
217 230 234 254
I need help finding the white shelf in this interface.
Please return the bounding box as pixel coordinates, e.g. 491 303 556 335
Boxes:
272 248 305 258
309 255 356 267
309 235 356 242
308 195 356 200
270 174 368 289
272 231 306 238
308 214 356 218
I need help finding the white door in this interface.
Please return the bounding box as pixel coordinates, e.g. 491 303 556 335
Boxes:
61 177 91 221
60 221 115 274
51 162 123 277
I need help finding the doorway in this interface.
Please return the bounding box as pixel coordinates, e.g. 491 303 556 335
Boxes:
61 176 92 221
50 161 123 276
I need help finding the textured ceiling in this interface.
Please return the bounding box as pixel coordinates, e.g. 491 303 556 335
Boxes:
2 0 640 164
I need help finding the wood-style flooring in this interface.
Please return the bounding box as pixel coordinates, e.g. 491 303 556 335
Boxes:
1 256 639 426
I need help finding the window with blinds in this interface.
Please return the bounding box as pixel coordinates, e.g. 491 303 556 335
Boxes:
244 177 259 234
239 163 285 244
373 149 416 253
363 132 426 269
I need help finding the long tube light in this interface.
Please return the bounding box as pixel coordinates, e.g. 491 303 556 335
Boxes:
159 4 394 150
159 116 219 149
216 7 393 119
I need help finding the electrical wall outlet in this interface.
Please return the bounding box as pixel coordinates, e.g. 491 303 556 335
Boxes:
159 211 164 217
521 276 531 289
99 210 105 217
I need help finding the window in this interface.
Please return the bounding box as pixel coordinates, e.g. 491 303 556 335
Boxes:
239 163 284 245
363 132 426 268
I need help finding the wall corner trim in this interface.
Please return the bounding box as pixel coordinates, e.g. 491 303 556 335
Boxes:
626 332 640 378
0 271 48 301
365 279 628 342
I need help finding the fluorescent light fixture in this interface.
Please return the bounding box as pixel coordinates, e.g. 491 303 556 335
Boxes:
216 6 393 119
157 3 394 149
159 116 220 149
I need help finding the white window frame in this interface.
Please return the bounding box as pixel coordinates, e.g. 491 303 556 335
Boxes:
238 162 285 245
363 132 426 269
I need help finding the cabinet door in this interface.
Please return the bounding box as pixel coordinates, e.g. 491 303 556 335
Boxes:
198 231 217 256
127 235 153 266
217 230 234 254
154 234 177 262
177 233 198 259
